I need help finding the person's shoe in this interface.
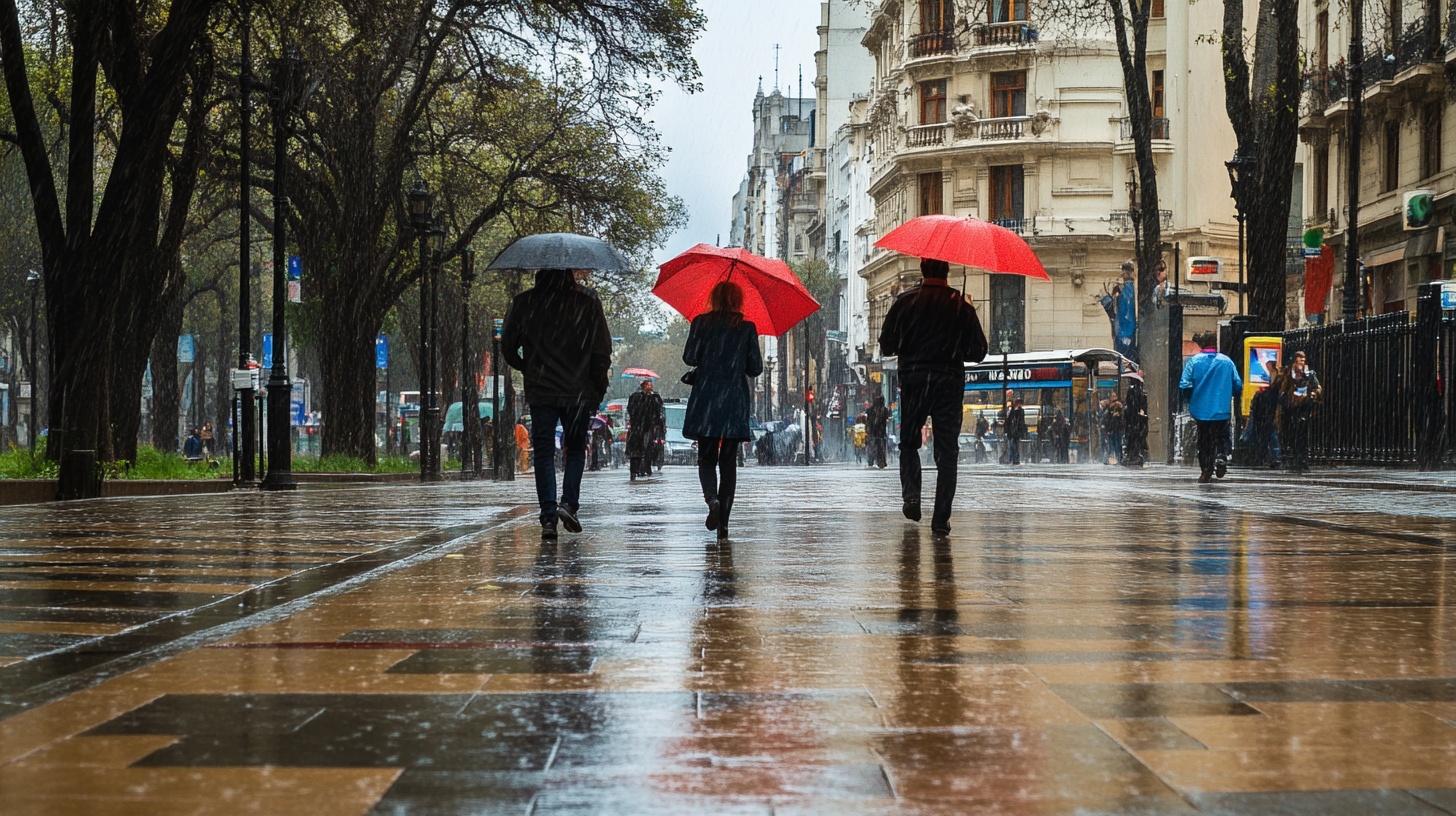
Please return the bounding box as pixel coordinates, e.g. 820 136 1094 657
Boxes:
902 499 921 522
705 499 721 531
541 519 559 539
717 524 729 541
556 505 582 534
1197 471 1213 484
931 524 951 538
1214 458 1228 479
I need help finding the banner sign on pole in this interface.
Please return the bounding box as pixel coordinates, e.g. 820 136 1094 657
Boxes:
178 334 195 364
262 333 273 369
286 256 302 280
493 318 504 339
376 335 389 369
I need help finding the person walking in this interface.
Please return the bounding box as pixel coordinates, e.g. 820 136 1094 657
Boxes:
626 379 665 480
1123 374 1149 467
1179 330 1242 483
514 418 531 474
1244 361 1283 469
1004 397 1027 465
1280 350 1321 474
682 281 763 541
973 413 990 464
866 395 890 469
878 257 988 536
501 268 612 538
1102 398 1125 464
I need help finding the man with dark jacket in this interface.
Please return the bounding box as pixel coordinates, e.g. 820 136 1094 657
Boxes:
865 394 890 469
502 268 612 537
626 379 665 479
879 258 988 536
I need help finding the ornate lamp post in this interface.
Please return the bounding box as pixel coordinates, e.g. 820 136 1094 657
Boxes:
261 48 304 491
26 269 40 454
236 0 256 484
407 179 438 481
1225 146 1257 317
459 245 481 480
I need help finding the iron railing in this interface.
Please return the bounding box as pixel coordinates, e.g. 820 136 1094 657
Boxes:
906 124 948 148
911 29 955 57
973 22 1037 46
1108 209 1174 232
1444 309 1456 465
990 217 1026 233
975 116 1028 140
1118 117 1171 140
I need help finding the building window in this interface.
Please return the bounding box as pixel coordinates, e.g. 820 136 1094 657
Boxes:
1422 102 1442 179
1383 119 1400 193
1151 70 1164 118
988 165 1024 226
1316 10 1329 70
919 172 944 215
990 71 1026 118
920 79 947 124
1313 145 1329 217
920 0 954 32
989 0 1029 22
1151 0 1165 18
990 275 1026 353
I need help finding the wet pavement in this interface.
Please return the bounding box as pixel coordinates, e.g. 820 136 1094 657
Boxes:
1 463 1454 814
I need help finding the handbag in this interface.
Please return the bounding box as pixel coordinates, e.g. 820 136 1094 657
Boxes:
680 369 697 386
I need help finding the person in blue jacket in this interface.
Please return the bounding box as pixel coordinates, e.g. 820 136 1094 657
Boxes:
682 281 763 541
1179 330 1242 483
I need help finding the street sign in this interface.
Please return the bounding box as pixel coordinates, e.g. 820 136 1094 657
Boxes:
262 333 273 369
177 334 195 364
1404 190 1435 230
287 280 302 304
493 318 504 339
287 256 302 281
18 381 30 400
1442 281 1456 310
291 380 307 426
376 335 389 369
1300 247 1323 259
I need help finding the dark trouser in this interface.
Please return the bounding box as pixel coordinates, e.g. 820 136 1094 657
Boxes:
1286 418 1310 471
898 372 962 529
1105 433 1123 463
1008 437 1021 465
530 403 592 523
868 435 888 468
697 438 740 526
1195 419 1230 475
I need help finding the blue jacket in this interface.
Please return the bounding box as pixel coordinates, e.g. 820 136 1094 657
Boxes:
1180 350 1242 421
682 312 763 442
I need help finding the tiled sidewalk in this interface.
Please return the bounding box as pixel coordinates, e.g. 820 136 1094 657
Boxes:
1 466 1454 814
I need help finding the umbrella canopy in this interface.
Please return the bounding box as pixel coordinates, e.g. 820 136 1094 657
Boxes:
654 244 820 336
875 215 1050 281
620 367 659 379
442 400 493 432
486 232 633 273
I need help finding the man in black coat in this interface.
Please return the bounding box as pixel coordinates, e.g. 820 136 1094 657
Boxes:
878 258 988 536
626 379 665 479
866 394 890 469
501 268 612 538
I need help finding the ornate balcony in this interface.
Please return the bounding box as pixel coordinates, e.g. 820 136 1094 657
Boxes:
905 123 949 148
990 217 1026 234
973 116 1029 140
1108 209 1174 233
910 29 955 58
1118 117 1170 141
973 21 1037 47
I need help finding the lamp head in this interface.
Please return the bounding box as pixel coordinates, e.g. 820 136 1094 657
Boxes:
407 179 433 233
460 245 476 284
26 270 40 284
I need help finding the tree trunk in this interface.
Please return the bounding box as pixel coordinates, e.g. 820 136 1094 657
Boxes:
214 289 234 453
318 313 382 465
1109 0 1163 324
150 292 185 452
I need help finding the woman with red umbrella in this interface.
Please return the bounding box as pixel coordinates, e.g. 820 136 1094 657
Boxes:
682 280 763 541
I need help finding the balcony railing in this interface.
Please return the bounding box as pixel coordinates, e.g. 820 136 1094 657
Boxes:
1118 117 1171 141
973 21 1037 47
911 29 955 58
974 116 1029 140
1109 209 1175 233
906 123 948 148
1395 20 1441 72
990 217 1026 234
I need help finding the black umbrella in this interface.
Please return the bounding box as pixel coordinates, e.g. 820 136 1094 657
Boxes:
486 232 633 272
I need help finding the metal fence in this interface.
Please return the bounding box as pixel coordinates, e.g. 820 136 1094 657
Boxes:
1278 286 1452 467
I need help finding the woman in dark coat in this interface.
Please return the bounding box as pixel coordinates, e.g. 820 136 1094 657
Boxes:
683 281 763 540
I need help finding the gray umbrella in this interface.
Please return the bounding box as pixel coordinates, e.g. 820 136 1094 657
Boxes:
486 232 634 272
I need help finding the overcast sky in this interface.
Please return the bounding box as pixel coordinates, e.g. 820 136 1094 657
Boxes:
648 1 823 268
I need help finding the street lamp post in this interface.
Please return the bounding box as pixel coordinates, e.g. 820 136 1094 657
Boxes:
1225 147 1257 317
262 48 303 491
26 270 39 454
459 246 480 480
236 0 256 484
407 180 443 481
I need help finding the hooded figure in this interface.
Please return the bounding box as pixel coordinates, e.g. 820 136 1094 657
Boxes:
626 380 665 479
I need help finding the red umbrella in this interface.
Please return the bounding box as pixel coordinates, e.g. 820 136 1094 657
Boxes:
620 367 659 379
654 244 820 336
875 215 1050 280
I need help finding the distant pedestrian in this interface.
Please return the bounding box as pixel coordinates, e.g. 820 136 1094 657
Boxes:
1102 399 1125 464
1051 411 1071 463
973 413 990 463
1244 361 1282 469
183 427 203 461
200 422 216 461
1179 330 1242 483
866 395 890 469
682 281 763 540
1005 397 1027 466
878 257 988 536
501 268 612 538
1280 350 1322 474
1123 374 1149 467
515 418 531 474
626 379 665 480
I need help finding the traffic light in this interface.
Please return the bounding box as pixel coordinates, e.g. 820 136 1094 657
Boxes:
807 387 815 403
1404 189 1435 230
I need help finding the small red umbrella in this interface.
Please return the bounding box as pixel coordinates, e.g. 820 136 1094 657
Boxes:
654 244 820 336
875 215 1050 280
620 367 659 379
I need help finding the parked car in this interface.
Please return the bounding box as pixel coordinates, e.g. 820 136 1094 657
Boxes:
662 402 696 465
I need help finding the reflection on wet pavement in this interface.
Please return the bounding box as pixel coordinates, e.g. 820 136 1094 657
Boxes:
1 465 1455 814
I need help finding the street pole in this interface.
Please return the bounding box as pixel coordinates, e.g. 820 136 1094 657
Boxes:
236 0 255 484
803 325 811 466
1236 210 1246 315
491 325 501 480
384 356 392 456
262 49 300 491
1343 0 1364 322
425 223 444 481
406 180 436 481
27 270 39 454
459 246 479 480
